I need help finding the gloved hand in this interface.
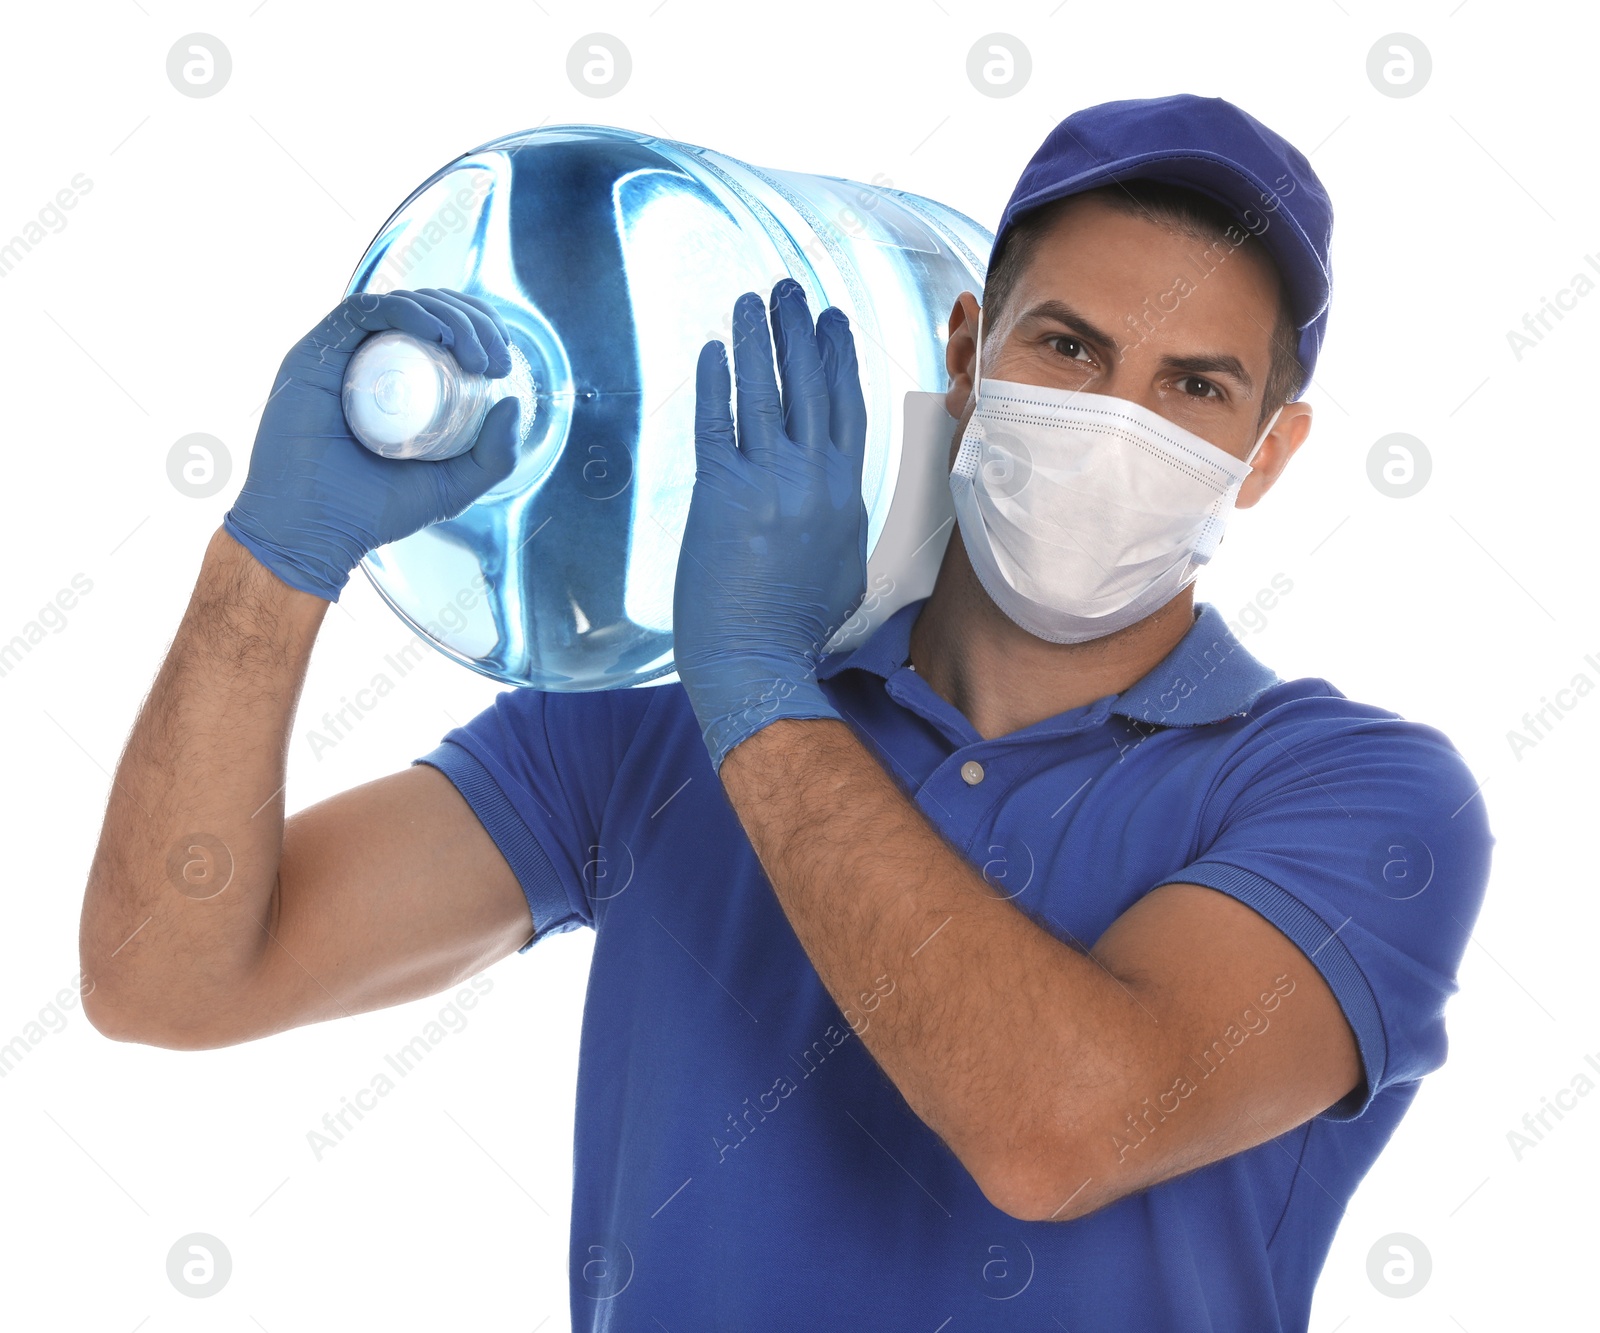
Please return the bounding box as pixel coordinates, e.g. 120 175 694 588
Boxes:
673 278 869 773
223 287 522 601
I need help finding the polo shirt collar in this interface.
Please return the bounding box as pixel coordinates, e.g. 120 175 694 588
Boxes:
817 597 1280 728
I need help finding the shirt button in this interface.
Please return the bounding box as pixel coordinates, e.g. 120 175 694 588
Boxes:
960 760 985 785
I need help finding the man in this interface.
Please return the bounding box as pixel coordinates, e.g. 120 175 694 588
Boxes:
80 94 1492 1331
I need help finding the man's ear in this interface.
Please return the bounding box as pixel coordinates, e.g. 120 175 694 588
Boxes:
944 292 982 421
1236 400 1312 509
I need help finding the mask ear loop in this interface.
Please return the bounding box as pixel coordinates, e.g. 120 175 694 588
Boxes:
971 304 984 401
1246 404 1284 466
1194 402 1284 567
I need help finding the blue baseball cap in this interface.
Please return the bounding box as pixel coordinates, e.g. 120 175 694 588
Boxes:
991 93 1333 394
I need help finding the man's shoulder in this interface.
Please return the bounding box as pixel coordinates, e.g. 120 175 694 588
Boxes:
1225 673 1486 820
438 679 698 777
1246 673 1442 736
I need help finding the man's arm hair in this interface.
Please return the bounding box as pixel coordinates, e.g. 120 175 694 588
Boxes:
78 527 534 1050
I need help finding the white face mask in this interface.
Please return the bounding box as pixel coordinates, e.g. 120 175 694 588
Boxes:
948 306 1282 644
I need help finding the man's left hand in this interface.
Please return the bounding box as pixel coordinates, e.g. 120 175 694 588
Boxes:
673 279 869 773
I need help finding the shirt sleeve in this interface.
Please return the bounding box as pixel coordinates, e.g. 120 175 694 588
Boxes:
1152 688 1495 1120
413 685 659 953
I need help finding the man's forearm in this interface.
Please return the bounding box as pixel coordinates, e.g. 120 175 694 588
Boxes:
718 718 1139 1215
79 527 329 1042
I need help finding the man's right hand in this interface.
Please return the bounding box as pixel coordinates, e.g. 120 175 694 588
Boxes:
77 287 541 1049
222 287 522 602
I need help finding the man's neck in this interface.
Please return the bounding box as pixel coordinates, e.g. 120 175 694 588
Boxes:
906 531 1197 741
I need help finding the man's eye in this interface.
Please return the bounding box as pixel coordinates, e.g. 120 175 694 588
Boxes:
1047 335 1093 364
1178 375 1221 399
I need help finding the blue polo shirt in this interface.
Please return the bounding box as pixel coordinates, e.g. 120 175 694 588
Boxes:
416 597 1493 1332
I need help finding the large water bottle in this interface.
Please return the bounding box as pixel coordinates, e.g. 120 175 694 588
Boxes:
343 124 991 690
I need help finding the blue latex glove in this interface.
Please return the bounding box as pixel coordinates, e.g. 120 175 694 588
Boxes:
223 288 522 601
673 279 869 772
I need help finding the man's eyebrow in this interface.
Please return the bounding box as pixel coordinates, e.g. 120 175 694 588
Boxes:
1017 300 1123 356
1018 298 1257 398
1157 352 1255 397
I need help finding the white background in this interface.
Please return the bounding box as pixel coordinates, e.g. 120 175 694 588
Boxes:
0 1 1593 1329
